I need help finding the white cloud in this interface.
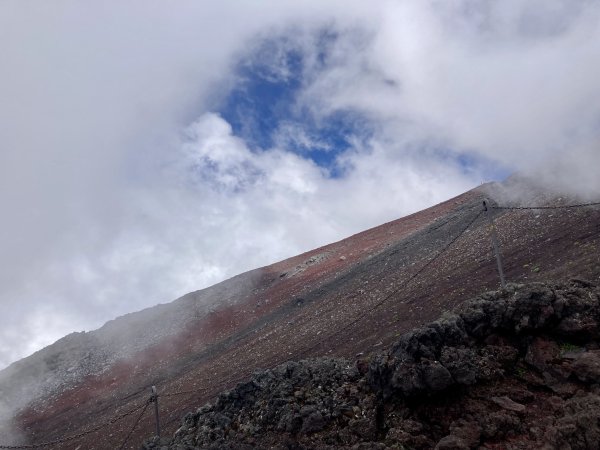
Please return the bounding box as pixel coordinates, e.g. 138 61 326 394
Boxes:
300 0 600 188
1 0 599 369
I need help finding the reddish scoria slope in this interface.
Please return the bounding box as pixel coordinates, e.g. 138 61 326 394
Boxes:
2 179 600 448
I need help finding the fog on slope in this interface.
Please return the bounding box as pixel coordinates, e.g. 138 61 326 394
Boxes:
0 0 599 372
0 403 23 445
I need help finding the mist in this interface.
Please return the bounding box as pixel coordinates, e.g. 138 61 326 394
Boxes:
1 0 599 372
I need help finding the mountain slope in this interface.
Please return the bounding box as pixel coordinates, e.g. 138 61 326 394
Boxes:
147 280 600 449
1 178 599 448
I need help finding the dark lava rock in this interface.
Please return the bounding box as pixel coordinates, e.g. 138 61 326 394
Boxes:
435 435 470 450
572 351 600 383
145 281 600 450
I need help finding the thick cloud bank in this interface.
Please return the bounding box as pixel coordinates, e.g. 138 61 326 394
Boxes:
0 0 599 368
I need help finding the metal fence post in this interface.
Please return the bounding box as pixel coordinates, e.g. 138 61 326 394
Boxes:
483 199 507 289
151 386 161 438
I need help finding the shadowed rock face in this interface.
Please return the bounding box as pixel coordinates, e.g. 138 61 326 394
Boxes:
147 281 600 450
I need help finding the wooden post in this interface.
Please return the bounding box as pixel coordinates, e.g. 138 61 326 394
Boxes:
483 199 507 289
151 386 160 438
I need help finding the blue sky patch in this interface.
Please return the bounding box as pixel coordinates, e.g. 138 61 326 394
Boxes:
214 32 505 182
216 34 372 176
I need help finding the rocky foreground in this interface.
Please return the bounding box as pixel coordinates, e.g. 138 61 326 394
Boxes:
145 280 600 449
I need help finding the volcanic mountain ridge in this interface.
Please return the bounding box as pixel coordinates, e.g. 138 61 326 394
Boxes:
0 176 599 448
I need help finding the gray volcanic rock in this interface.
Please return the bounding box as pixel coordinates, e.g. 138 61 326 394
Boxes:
148 280 600 449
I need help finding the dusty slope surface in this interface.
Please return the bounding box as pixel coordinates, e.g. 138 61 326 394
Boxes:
0 178 599 448
145 280 600 450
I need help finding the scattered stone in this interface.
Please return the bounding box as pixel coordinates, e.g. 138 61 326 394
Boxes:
492 396 526 413
435 435 470 450
572 351 600 383
525 337 560 372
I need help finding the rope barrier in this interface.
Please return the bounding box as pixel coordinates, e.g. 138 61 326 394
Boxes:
159 328 297 399
117 398 152 450
160 370 255 399
4 197 599 448
146 208 485 434
297 208 484 358
152 198 598 433
157 348 293 431
493 201 600 210
154 207 486 410
0 398 152 449
161 386 209 398
158 372 259 430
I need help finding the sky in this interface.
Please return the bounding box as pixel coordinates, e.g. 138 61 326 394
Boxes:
0 0 599 369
